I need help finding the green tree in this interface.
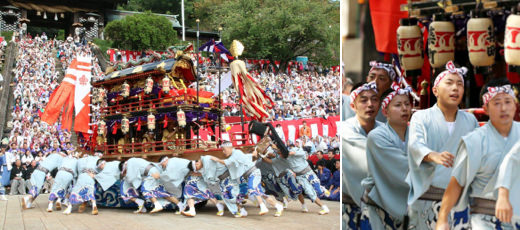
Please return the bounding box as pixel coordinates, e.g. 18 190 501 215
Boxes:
118 0 197 26
104 12 179 50
197 0 340 70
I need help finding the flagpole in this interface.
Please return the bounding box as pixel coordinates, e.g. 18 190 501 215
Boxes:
181 0 185 41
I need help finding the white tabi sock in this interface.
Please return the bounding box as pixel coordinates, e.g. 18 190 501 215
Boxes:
216 203 224 212
135 199 144 207
153 201 162 209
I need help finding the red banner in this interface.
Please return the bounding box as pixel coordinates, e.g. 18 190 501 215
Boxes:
194 116 340 146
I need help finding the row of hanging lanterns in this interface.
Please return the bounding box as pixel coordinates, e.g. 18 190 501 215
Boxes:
99 110 186 135
115 75 175 99
396 7 520 82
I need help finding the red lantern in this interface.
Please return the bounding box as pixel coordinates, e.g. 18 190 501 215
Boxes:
397 18 423 78
428 14 455 68
467 11 495 68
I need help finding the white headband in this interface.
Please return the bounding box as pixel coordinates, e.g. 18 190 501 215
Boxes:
222 142 233 148
482 85 516 106
97 160 106 168
160 157 169 164
191 161 198 173
381 82 412 110
350 82 378 106
433 61 468 88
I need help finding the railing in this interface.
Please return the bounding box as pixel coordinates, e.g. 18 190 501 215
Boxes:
80 131 253 157
100 94 220 117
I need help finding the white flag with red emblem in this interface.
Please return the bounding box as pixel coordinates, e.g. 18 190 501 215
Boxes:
74 55 92 134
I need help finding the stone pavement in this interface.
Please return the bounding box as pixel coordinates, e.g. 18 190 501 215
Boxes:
0 194 340 230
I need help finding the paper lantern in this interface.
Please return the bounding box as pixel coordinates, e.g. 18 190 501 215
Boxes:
467 11 495 67
147 113 156 130
428 14 455 68
505 13 520 67
397 18 423 77
121 81 130 98
98 120 106 135
162 76 171 94
122 116 129 134
145 77 154 94
98 88 106 103
177 109 186 127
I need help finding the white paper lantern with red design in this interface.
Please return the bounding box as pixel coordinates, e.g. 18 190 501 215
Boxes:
145 77 154 94
177 109 186 127
121 81 130 98
428 14 455 68
162 76 171 94
397 18 424 76
505 14 520 66
121 117 129 134
98 88 106 103
147 113 156 130
98 120 106 135
467 12 495 67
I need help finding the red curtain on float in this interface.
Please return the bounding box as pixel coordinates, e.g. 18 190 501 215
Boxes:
369 0 408 54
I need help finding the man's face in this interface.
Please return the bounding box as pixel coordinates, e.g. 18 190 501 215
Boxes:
351 90 380 122
367 68 391 94
484 93 517 128
195 160 203 171
160 159 169 169
223 147 233 157
15 160 21 167
335 160 340 170
383 94 412 126
433 73 464 108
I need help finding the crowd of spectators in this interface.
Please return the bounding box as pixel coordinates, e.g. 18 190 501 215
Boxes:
198 68 340 121
1 35 88 195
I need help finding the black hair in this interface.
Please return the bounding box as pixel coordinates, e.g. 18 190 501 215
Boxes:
118 161 124 172
380 88 394 101
480 78 514 105
159 156 168 163
187 161 194 172
96 159 104 167
351 82 367 94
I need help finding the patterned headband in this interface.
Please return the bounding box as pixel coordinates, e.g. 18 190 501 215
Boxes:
381 82 412 110
433 61 468 88
191 161 198 173
482 85 516 106
160 157 169 164
350 82 378 106
369 61 396 81
222 141 233 148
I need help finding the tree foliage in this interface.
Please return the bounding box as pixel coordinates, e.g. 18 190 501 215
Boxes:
197 0 340 68
104 12 179 50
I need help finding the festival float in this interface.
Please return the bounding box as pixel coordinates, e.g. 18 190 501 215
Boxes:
79 41 287 162
72 40 289 208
